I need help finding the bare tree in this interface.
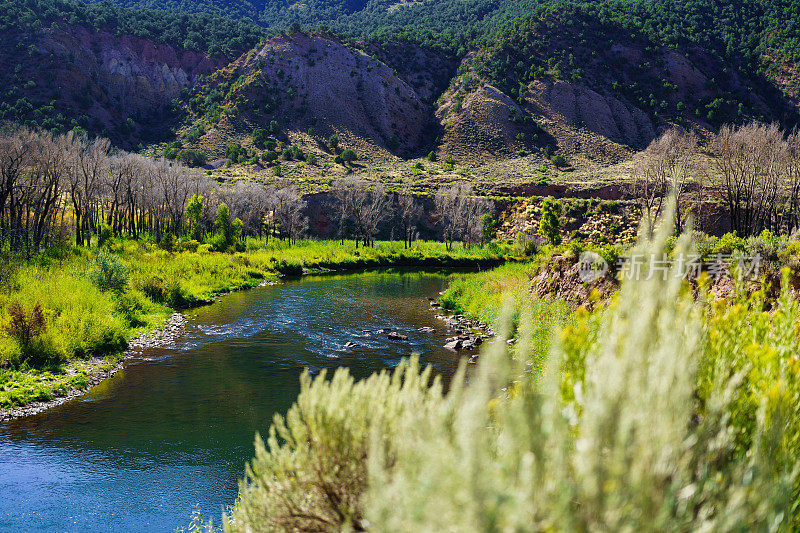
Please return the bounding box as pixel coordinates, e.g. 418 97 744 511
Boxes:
332 177 391 247
435 182 487 249
631 128 698 235
273 184 307 244
709 122 787 236
397 186 422 249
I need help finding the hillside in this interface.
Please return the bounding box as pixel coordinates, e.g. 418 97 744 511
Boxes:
179 33 442 161
0 0 262 145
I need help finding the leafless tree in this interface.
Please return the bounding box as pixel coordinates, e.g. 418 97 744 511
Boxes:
631 128 698 235
273 184 307 244
332 177 391 247
708 122 787 236
435 182 487 249
397 185 422 249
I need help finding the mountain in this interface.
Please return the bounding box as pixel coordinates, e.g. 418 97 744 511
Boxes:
0 0 263 146
3 0 800 165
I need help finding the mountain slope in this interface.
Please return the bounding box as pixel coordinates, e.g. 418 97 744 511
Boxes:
180 33 439 160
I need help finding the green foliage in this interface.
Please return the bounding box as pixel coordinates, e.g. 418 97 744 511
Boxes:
252 128 269 149
328 134 339 151
158 231 176 252
538 197 562 245
88 251 129 293
711 230 746 255
550 154 567 167
186 194 204 241
341 148 357 163
480 213 497 244
214 203 233 249
226 359 441 532
177 148 207 168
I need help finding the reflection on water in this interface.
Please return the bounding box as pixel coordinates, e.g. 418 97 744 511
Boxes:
0 272 462 532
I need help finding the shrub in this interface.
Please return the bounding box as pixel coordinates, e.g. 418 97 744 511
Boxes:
365 223 797 531
88 251 129 293
158 232 176 252
538 197 562 245
197 243 213 254
97 224 112 248
341 149 357 164
745 229 785 261
551 154 567 167
4 301 46 361
427 151 438 162
711 231 745 255
263 150 278 163
515 232 537 256
226 359 442 532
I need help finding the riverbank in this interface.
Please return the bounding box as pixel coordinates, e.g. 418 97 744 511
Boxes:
0 239 517 418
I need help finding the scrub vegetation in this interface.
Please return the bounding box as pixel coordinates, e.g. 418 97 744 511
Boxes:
224 219 800 531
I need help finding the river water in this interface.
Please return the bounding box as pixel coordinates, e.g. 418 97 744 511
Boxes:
0 272 463 532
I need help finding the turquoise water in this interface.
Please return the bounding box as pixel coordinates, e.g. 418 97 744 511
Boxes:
0 272 463 532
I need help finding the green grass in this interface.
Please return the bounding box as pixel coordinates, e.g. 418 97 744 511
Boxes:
0 238 517 411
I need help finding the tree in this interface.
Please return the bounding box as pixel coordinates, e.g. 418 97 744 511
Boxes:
708 122 786 236
398 191 422 249
273 184 307 244
333 177 391 247
215 202 232 246
177 148 207 167
481 214 498 245
632 128 698 235
186 194 204 241
253 128 269 149
341 149 357 165
435 183 487 249
328 135 339 152
538 197 562 245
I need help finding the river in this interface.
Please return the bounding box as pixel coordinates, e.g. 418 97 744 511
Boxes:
0 271 464 532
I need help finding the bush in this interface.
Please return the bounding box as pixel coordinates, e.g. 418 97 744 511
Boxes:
197 243 213 254
365 225 797 531
538 197 562 245
97 224 112 248
551 154 567 167
515 232 537 256
4 301 48 363
226 359 442 532
711 231 745 255
341 149 357 164
88 251 129 293
158 232 176 252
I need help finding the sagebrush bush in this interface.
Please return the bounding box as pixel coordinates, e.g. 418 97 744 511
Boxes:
365 217 797 531
225 359 443 532
88 251 130 293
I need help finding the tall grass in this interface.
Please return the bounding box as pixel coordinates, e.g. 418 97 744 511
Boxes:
227 220 799 531
0 238 516 408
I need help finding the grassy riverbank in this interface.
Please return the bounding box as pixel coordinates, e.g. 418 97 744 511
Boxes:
0 239 515 411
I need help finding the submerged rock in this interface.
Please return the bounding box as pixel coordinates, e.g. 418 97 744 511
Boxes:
387 331 408 341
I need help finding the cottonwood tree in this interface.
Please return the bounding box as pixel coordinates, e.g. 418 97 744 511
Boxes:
435 183 488 249
631 128 697 235
333 177 391 247
397 191 422 249
273 184 307 244
708 122 787 236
